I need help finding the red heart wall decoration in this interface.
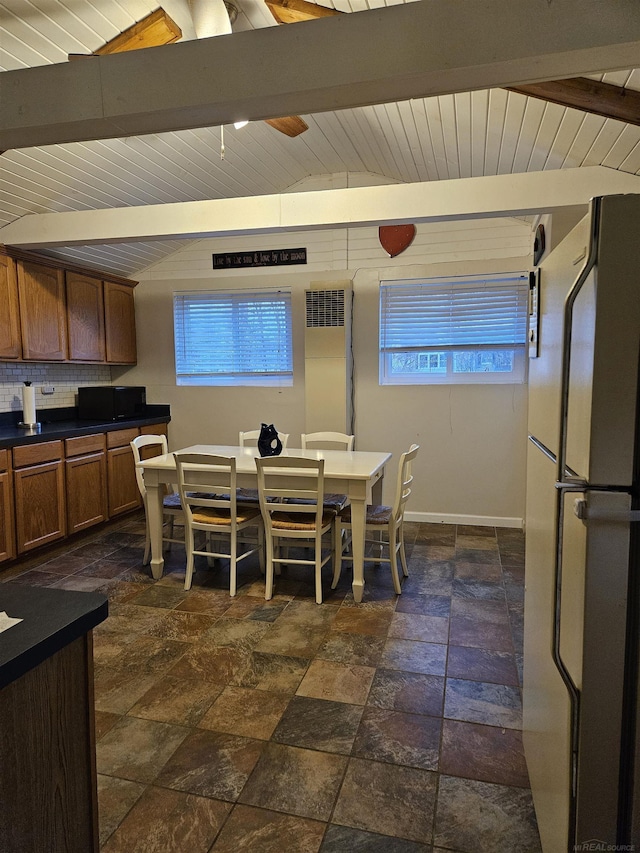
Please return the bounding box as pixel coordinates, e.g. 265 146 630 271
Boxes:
379 224 417 257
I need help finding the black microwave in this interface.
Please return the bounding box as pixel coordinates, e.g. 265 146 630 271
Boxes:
77 386 146 421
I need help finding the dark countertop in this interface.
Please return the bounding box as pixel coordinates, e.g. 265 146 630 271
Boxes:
0 405 171 450
0 586 108 690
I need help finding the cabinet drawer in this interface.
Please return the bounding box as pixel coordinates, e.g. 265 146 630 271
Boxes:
65 433 106 458
13 441 63 468
0 449 8 472
106 428 139 449
139 423 168 437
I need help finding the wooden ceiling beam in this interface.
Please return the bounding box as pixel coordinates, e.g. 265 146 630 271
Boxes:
95 8 182 54
68 8 182 61
507 77 640 126
266 0 341 25
264 115 309 136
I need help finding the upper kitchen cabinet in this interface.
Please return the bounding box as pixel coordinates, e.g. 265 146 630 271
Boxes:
17 260 67 361
0 248 138 364
104 282 137 364
66 272 106 362
0 254 21 360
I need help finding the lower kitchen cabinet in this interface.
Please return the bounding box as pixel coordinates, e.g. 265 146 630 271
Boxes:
14 460 66 554
65 434 108 535
107 431 142 517
0 458 16 563
2 421 167 563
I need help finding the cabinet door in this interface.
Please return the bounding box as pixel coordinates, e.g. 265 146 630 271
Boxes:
14 461 66 553
17 261 67 361
104 282 137 364
107 445 142 517
66 272 106 362
66 452 107 534
0 470 16 563
0 255 22 360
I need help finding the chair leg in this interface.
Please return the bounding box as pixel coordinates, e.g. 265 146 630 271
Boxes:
230 531 238 597
184 529 196 591
264 536 275 600
258 526 266 575
399 521 410 578
167 516 175 552
388 523 402 595
314 533 323 605
332 520 342 589
206 532 216 567
143 518 151 566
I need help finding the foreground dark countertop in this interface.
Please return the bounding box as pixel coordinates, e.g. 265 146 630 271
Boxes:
0 406 170 450
0 586 108 690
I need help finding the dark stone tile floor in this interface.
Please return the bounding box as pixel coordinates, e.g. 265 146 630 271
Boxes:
2 515 541 852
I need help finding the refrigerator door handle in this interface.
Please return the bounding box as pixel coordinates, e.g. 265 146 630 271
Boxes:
556 195 602 486
573 499 640 522
553 484 582 851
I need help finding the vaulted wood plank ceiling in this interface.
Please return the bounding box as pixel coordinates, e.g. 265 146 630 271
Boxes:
1 0 639 276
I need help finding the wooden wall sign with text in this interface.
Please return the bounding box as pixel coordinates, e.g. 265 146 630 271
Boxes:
212 248 307 269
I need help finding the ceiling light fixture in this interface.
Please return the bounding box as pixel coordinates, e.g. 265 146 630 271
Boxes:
233 120 249 130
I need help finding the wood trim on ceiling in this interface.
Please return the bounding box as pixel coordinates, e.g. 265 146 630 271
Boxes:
507 77 640 127
266 0 342 24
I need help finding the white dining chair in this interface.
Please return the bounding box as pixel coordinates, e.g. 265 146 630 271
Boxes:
300 431 355 511
239 429 290 448
131 434 183 565
301 431 355 451
333 444 419 594
173 452 263 594
236 429 290 503
255 456 336 604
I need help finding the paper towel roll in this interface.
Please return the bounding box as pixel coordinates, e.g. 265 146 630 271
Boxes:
22 382 36 425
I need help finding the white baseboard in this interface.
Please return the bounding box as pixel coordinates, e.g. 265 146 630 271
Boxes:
405 511 524 530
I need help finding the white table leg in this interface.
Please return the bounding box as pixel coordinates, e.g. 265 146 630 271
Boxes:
145 479 165 580
350 495 366 603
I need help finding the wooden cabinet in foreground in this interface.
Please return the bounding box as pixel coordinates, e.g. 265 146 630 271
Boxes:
0 255 21 360
0 450 16 563
13 442 66 554
17 261 68 361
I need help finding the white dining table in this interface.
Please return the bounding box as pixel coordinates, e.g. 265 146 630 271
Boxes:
138 444 392 603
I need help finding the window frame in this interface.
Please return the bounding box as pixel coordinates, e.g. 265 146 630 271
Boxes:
173 288 294 387
379 272 530 386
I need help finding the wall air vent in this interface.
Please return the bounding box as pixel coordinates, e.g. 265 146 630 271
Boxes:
305 289 345 328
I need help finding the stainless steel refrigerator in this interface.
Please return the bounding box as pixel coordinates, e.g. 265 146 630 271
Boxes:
524 193 640 852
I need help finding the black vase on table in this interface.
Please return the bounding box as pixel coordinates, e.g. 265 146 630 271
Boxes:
257 423 283 457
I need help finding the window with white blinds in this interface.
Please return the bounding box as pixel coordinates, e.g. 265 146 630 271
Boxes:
379 273 530 384
174 290 293 386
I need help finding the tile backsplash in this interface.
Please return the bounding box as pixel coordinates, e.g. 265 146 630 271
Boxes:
0 363 113 413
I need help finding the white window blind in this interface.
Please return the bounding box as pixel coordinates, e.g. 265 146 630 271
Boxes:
379 273 530 385
174 290 293 386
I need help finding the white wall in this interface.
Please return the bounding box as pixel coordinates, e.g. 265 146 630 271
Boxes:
118 216 532 527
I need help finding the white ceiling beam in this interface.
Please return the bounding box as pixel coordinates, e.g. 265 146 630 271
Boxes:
3 167 639 249
1 0 640 150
